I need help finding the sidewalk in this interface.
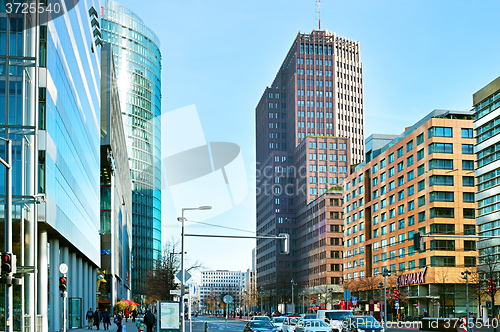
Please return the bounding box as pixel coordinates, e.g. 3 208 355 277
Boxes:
70 318 139 332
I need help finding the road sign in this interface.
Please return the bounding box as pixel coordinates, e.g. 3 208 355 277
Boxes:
170 290 181 295
59 263 68 274
352 297 357 305
223 295 233 304
175 270 192 284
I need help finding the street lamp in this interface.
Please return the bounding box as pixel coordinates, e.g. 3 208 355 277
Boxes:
461 270 471 330
291 279 297 314
382 267 391 331
178 206 212 332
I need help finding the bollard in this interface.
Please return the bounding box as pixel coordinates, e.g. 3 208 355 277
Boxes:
204 321 208 332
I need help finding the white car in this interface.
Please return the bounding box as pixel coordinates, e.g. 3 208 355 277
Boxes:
251 316 272 322
295 319 333 332
316 310 353 332
272 317 287 331
281 316 301 332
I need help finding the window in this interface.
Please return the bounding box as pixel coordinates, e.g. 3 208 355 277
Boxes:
461 128 473 138
397 162 404 172
380 172 386 182
417 164 425 176
464 241 476 251
381 240 387 248
430 175 454 186
399 262 406 272
430 224 455 234
429 159 453 170
418 180 425 191
417 149 425 161
389 209 395 218
373 177 378 186
431 256 455 267
408 185 415 196
409 260 416 270
373 164 378 173
464 257 476 267
389 181 395 191
373 203 379 212
390 222 396 232
429 143 453 154
380 159 386 169
407 170 414 181
419 258 426 268
463 192 475 203
417 133 424 145
373 229 379 238
388 153 394 163
430 240 455 251
407 155 414 167
399 248 406 258
428 126 453 138
418 195 425 207
463 176 474 187
398 205 405 215
373 216 379 225
397 176 404 186
373 190 379 199
381 212 387 222
418 211 426 222
463 208 475 219
389 167 395 177
398 190 405 201
389 195 395 205
398 219 405 229
373 255 379 264
408 200 415 211
381 226 386 236
390 250 396 260
462 160 474 170
462 144 474 154
430 207 454 218
381 199 387 208
407 140 414 152
408 215 415 226
430 191 454 202
397 147 404 158
381 185 387 195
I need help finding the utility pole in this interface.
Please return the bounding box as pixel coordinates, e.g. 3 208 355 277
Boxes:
382 267 391 330
462 270 471 332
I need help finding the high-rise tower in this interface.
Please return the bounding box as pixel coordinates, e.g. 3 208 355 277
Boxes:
102 0 162 297
255 30 364 306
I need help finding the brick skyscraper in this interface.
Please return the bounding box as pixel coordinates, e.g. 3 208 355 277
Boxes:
255 30 364 310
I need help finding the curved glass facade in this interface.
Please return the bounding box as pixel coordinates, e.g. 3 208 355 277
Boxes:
102 0 162 296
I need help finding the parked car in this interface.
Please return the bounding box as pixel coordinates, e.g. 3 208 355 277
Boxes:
252 316 272 322
272 317 287 331
316 310 354 332
295 319 333 332
244 321 278 332
342 316 383 332
281 316 301 332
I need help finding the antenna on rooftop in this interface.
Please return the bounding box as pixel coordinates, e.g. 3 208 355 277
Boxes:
316 0 321 30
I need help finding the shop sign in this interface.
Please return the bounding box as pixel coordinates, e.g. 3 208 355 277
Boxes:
396 267 427 286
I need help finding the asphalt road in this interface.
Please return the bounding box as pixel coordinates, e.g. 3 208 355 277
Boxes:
187 316 248 332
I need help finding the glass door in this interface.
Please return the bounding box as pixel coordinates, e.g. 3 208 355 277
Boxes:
68 298 82 329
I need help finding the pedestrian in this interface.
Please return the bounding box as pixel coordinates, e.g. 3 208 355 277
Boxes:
86 308 94 329
132 308 138 322
136 319 146 332
114 312 123 332
125 308 130 322
102 308 111 330
144 309 155 332
94 308 102 330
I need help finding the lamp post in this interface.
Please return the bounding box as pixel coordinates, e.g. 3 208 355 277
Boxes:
382 267 391 331
328 288 333 310
178 206 212 332
379 282 384 318
462 269 471 331
291 279 297 314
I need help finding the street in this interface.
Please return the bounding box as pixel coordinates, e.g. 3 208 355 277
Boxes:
187 316 248 331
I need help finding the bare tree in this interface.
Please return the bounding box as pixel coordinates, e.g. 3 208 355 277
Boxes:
143 239 204 304
478 248 500 324
434 270 459 318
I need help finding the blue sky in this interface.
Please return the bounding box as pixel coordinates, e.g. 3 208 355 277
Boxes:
115 0 500 274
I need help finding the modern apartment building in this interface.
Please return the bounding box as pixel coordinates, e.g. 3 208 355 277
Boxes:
256 30 363 305
99 44 133 310
1 1 104 331
343 110 478 318
102 0 162 297
199 270 243 310
473 76 500 310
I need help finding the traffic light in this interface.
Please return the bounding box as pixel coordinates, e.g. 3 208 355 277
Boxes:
394 289 400 301
413 231 423 251
489 278 497 294
1 252 15 274
59 276 67 291
279 233 289 255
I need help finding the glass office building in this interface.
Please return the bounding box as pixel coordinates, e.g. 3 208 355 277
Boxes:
1 1 102 331
101 0 162 297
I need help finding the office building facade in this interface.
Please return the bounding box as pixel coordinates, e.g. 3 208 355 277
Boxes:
1 1 103 331
100 44 133 310
102 0 162 297
256 30 363 302
343 110 477 318
473 76 500 310
200 270 243 310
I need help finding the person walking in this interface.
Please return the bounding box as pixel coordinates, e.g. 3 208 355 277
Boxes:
94 308 102 330
114 312 123 332
144 309 155 332
102 309 111 330
125 308 130 322
132 308 138 322
86 308 94 329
